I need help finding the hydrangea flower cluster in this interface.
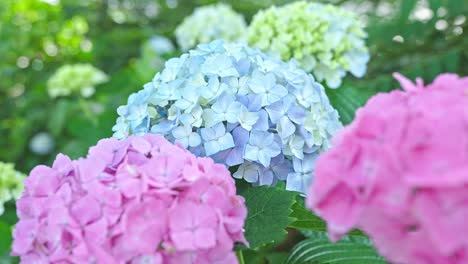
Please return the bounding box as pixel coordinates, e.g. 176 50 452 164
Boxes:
248 1 369 88
29 132 55 155
307 73 468 264
0 162 25 215
149 35 175 55
12 134 247 263
47 64 108 98
175 4 247 51
113 40 341 193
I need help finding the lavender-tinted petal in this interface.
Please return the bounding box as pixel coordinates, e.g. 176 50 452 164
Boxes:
288 106 307 124
225 148 245 166
259 169 274 186
232 126 249 147
252 110 270 131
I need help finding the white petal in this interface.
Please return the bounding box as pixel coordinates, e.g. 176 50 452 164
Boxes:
286 172 307 193
172 126 189 139
204 141 221 156
257 151 271 167
188 133 201 147
218 133 235 151
202 109 222 128
244 144 259 162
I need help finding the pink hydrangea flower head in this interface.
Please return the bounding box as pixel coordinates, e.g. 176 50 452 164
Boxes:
12 134 247 263
307 73 468 264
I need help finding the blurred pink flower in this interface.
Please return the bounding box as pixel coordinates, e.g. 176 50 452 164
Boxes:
12 134 247 263
307 73 468 264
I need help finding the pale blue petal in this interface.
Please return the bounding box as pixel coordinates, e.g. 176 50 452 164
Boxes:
265 100 285 124
218 133 235 150
226 101 242 123
244 144 259 163
248 70 267 93
233 163 260 183
151 120 177 135
259 169 274 186
225 148 244 166
244 94 263 112
302 154 318 173
257 151 272 167
202 109 222 128
288 105 307 124
232 126 249 147
292 157 303 173
234 57 251 76
172 126 189 139
213 122 226 138
188 132 202 147
252 110 269 131
266 142 281 158
286 172 308 193
226 122 239 132
200 126 216 141
204 141 221 156
270 155 292 181
238 107 259 131
277 116 296 139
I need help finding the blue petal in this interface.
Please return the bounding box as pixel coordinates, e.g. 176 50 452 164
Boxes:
151 120 176 135
286 172 308 193
252 110 270 131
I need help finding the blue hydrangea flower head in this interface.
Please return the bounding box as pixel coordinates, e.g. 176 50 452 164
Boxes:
175 4 247 51
248 1 369 89
113 40 342 193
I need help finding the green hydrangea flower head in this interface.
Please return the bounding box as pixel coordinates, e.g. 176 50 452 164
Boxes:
248 1 369 88
0 162 25 215
175 3 247 51
47 63 108 98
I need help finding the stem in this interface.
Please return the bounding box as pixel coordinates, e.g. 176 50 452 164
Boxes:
236 250 245 264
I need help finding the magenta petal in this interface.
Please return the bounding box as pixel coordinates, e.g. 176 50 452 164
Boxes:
12 134 247 262
70 195 102 226
12 219 38 255
171 231 195 251
130 136 152 154
194 228 216 249
26 165 60 196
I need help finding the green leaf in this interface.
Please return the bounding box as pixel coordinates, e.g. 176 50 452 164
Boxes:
289 198 365 237
47 99 70 136
266 252 289 264
284 232 387 264
239 186 296 249
0 221 12 256
399 0 417 22
326 86 374 125
427 0 443 13
289 199 326 232
0 203 18 226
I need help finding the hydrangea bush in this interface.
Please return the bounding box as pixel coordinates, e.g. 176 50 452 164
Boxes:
113 40 341 193
248 1 369 88
307 73 468 264
12 134 247 263
175 4 247 51
47 64 108 98
0 162 24 216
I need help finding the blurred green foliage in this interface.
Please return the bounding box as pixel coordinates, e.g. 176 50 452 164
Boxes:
0 0 466 262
